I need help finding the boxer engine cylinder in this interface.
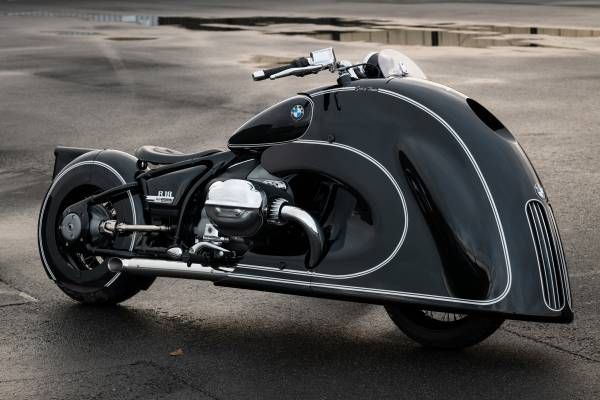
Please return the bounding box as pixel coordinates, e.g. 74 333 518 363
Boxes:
203 179 324 268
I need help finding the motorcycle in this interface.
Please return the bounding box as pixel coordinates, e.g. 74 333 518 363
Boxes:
38 48 573 348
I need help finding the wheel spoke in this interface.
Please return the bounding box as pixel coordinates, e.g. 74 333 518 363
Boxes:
421 310 467 323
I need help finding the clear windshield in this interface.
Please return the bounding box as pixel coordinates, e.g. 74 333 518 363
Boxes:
376 49 427 79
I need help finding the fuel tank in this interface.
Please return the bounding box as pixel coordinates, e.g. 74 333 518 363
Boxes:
227 78 573 322
229 96 313 148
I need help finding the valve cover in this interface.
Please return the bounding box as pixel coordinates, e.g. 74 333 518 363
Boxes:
204 179 266 236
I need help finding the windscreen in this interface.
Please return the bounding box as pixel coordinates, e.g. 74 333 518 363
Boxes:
377 49 427 79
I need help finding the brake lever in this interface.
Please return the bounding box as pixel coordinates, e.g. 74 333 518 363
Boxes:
269 65 324 80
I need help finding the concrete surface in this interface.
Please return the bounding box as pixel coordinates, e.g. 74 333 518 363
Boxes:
1 1 599 399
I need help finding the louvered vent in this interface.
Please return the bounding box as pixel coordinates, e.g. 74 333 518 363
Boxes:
526 200 569 311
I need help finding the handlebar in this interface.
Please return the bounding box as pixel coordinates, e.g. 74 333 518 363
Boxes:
250 48 419 84
252 57 310 81
252 48 338 81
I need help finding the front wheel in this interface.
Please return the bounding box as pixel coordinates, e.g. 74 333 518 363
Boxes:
385 305 504 349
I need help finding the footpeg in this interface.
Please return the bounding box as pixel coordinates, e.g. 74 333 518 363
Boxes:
166 247 183 260
189 241 230 255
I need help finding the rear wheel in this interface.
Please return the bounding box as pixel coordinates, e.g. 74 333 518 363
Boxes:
38 164 152 305
385 305 504 349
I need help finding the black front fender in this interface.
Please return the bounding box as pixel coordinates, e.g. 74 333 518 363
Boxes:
239 78 572 323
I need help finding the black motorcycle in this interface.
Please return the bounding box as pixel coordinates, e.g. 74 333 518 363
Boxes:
38 48 573 348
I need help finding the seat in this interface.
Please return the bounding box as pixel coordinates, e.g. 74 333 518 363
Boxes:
134 145 220 165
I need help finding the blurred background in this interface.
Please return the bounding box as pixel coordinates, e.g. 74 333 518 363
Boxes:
1 1 599 399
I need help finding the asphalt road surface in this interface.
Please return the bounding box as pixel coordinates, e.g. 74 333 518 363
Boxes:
1 1 600 399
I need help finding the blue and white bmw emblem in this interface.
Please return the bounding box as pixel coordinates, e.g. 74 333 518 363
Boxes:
290 104 304 121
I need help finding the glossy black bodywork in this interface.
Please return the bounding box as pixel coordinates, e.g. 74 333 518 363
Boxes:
48 76 573 323
222 78 573 323
228 96 313 148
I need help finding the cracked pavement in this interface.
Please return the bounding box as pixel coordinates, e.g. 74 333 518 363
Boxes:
1 1 599 398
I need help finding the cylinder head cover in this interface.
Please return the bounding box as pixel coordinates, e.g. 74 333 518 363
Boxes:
204 179 266 236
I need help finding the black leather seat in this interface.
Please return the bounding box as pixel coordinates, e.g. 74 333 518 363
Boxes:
134 145 220 165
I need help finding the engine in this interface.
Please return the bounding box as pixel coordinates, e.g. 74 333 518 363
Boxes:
194 178 325 269
204 179 268 237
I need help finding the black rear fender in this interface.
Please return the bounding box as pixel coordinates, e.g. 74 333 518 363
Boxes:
53 146 95 178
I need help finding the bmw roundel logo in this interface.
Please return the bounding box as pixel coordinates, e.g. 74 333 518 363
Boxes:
290 104 304 121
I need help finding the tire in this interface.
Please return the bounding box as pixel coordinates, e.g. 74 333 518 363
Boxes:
38 161 153 305
56 274 147 305
385 305 504 349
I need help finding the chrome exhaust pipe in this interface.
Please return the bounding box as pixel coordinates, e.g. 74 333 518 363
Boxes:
279 204 325 269
106 204 325 277
107 257 228 281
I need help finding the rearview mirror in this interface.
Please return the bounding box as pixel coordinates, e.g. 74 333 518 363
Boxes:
310 48 336 66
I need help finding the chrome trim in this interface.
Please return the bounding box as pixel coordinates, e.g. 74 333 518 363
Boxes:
546 207 572 307
104 272 122 288
310 87 356 97
267 48 337 80
227 159 258 170
166 247 183 259
230 273 311 288
279 204 325 268
538 208 557 305
100 220 170 233
252 70 265 80
38 160 137 287
107 257 227 281
535 204 559 307
145 194 174 204
267 197 288 224
534 183 546 200
260 179 287 190
525 199 568 311
205 179 264 209
270 65 322 80
189 241 230 255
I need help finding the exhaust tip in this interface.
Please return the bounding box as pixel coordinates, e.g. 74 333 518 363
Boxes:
107 257 124 273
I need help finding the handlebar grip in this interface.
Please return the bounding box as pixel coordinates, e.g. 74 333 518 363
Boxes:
253 64 291 81
252 57 310 81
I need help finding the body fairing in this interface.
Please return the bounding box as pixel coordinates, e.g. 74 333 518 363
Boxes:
226 77 572 322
